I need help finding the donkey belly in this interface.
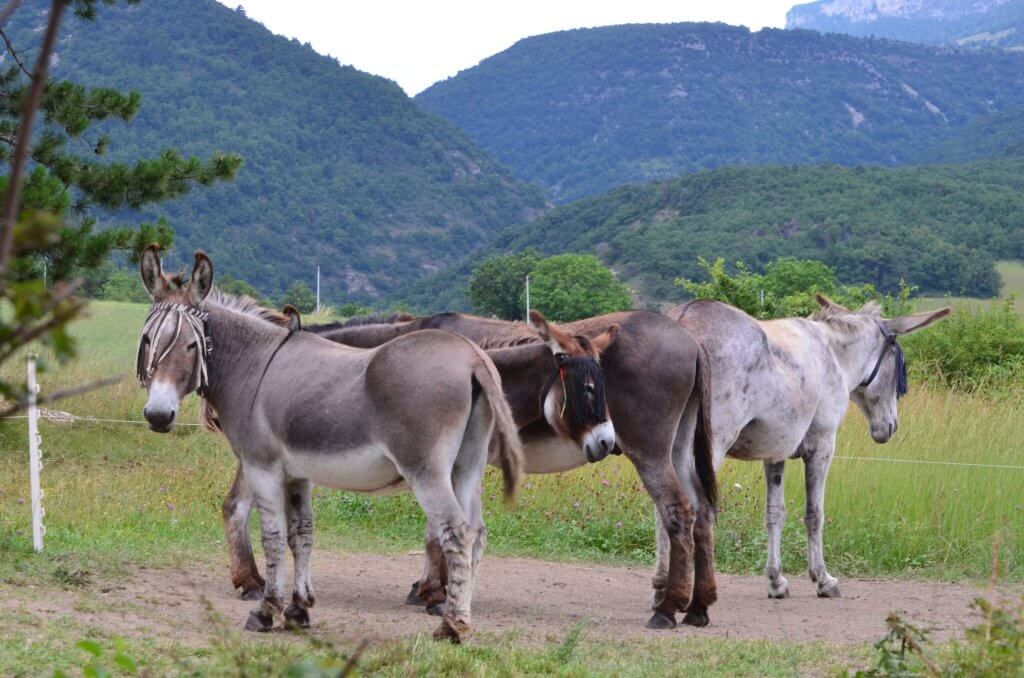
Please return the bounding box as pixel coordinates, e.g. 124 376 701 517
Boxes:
727 418 807 464
284 445 404 493
516 435 589 474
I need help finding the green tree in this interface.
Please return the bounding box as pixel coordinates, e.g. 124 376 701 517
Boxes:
0 0 240 408
676 257 914 320
467 248 542 319
527 253 632 322
279 281 316 313
217 273 261 299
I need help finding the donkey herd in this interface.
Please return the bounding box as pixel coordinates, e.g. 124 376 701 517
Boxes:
135 246 950 642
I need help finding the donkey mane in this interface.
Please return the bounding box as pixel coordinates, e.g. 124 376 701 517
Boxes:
810 300 882 330
207 289 289 326
307 312 418 334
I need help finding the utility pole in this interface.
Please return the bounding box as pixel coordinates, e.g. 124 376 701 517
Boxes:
525 274 531 322
316 265 321 312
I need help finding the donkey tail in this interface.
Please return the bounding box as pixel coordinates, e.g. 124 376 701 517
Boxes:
200 398 223 434
693 342 718 509
470 345 524 506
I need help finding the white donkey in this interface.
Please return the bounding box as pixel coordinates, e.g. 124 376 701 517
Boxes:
667 295 949 600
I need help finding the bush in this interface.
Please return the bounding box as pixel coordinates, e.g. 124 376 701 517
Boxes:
902 297 1024 392
216 273 261 299
279 281 316 313
527 253 633 322
677 257 914 320
468 248 542 320
853 594 1023 676
96 269 151 303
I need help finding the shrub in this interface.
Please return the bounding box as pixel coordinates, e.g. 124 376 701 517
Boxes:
468 248 542 320
902 297 1024 392
279 281 316 313
96 269 151 303
676 257 914 320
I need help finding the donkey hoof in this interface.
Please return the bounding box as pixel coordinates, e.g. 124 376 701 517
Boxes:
645 611 676 630
817 582 841 598
432 616 469 644
284 604 310 629
682 610 710 627
768 588 790 600
426 602 445 617
406 582 425 606
240 587 264 602
244 609 274 632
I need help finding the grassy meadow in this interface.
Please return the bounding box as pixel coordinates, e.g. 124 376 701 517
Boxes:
916 260 1024 313
0 300 1021 674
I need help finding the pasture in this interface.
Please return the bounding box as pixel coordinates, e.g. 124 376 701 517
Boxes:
916 260 1024 313
1 300 1021 674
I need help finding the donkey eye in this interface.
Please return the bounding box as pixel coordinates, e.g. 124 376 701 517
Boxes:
187 342 198 352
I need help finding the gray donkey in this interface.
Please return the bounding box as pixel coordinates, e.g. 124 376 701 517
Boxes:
136 246 523 642
667 296 949 601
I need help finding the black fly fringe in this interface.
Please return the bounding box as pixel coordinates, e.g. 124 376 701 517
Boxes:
553 356 607 426
894 342 909 399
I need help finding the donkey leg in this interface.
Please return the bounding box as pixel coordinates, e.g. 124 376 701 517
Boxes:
683 501 718 627
632 457 695 630
222 464 265 600
764 460 790 599
803 442 840 598
406 468 475 643
650 510 670 609
284 479 315 629
418 530 448 615
245 469 288 632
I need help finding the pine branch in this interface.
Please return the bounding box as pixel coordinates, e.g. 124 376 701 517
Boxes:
0 28 31 78
0 0 66 289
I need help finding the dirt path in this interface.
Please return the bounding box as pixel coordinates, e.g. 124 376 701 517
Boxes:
21 551 998 647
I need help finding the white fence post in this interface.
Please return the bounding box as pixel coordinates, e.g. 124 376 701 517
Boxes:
26 354 44 553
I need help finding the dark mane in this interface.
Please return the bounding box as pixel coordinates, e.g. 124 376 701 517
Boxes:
307 312 418 335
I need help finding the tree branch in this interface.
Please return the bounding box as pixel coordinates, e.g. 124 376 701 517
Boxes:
0 27 31 78
0 0 66 289
0 374 123 418
0 0 23 28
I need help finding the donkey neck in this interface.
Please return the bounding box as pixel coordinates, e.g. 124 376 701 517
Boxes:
201 303 290 423
814 318 883 394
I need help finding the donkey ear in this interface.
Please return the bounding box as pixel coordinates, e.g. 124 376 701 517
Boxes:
529 309 570 355
590 324 620 354
885 307 951 335
815 294 849 313
188 251 214 305
139 244 171 301
282 304 302 332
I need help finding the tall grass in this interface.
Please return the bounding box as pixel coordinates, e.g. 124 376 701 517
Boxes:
0 301 1020 585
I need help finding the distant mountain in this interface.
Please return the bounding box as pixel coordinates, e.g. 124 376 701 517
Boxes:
402 159 1024 311
787 0 1024 49
415 22 1024 203
7 0 544 301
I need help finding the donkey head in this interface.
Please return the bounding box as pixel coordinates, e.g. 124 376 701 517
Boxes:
529 310 620 463
137 245 214 432
815 295 949 444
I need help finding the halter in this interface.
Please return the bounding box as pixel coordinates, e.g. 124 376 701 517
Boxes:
859 321 908 399
136 302 213 396
541 353 608 425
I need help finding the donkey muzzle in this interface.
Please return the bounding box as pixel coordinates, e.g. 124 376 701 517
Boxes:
144 381 180 433
583 421 616 463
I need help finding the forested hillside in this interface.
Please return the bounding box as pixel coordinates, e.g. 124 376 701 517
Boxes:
6 0 544 300
402 159 1024 310
921 107 1024 162
415 23 1024 202
787 0 1024 49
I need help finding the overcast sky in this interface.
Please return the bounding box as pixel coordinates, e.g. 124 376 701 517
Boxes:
219 1 799 95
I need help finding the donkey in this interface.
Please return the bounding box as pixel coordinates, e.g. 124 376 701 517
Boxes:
235 310 719 629
136 246 524 642
220 308 622 611
667 296 949 601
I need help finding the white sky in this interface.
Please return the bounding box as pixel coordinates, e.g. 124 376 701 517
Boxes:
220 1 797 95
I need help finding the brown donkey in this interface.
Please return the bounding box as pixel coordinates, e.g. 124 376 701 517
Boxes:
225 310 718 629
136 248 523 642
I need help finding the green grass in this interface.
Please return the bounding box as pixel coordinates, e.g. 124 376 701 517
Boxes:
917 261 1024 313
0 299 1021 672
0 608 864 676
